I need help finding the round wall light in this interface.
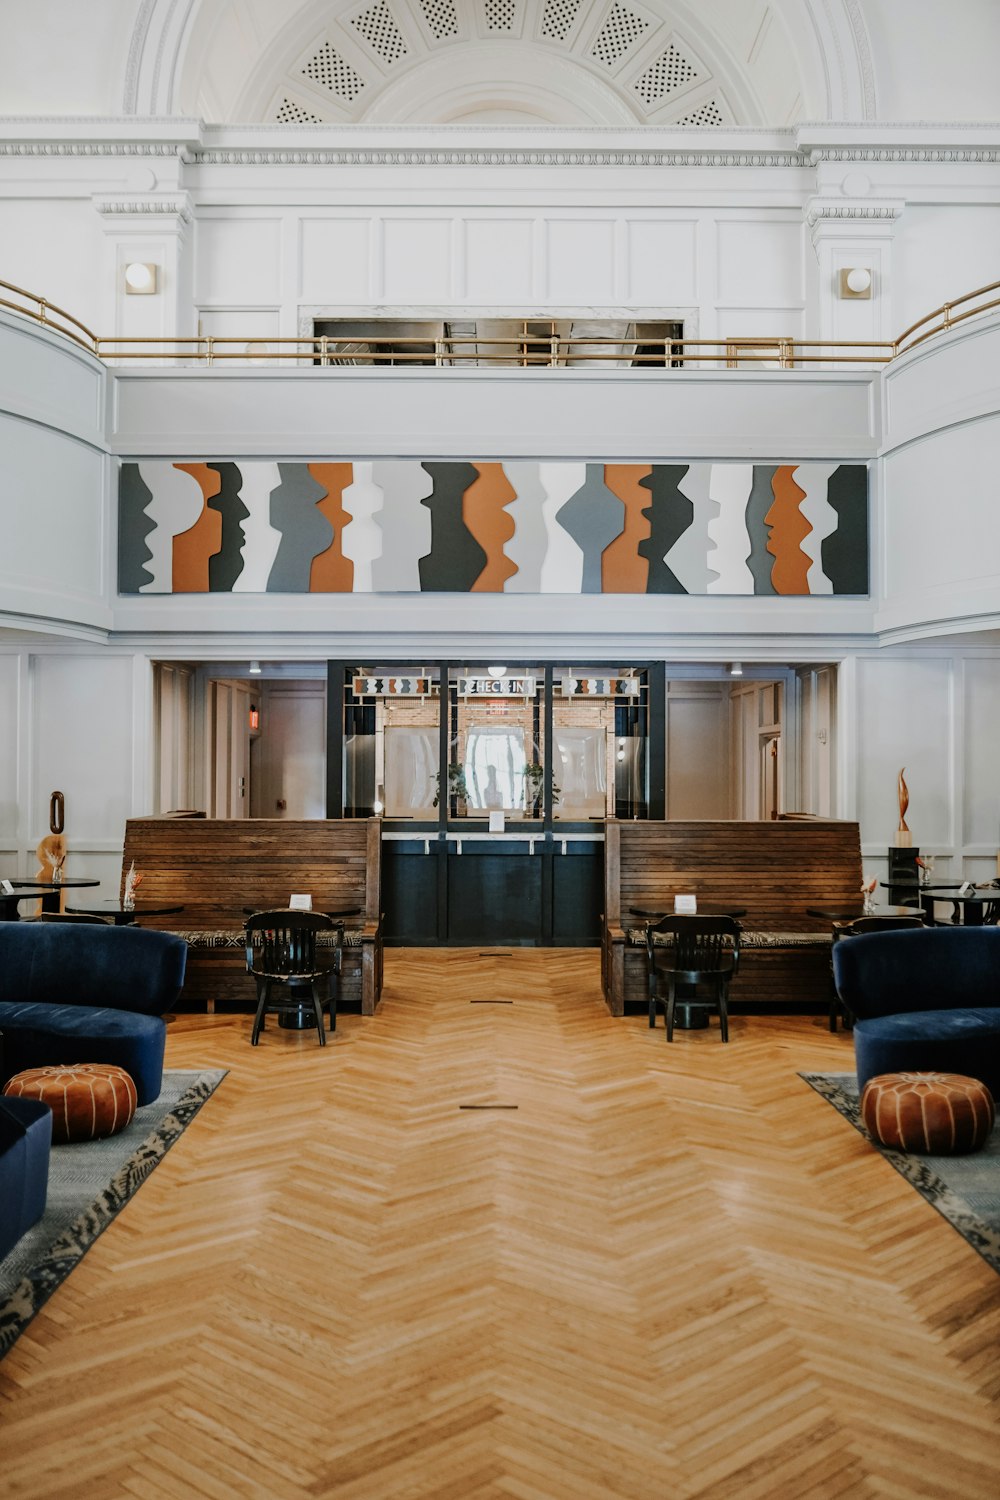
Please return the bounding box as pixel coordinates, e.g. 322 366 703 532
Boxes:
839 267 873 299
124 262 158 295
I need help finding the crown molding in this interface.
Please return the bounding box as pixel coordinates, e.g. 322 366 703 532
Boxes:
92 193 193 220
805 199 905 228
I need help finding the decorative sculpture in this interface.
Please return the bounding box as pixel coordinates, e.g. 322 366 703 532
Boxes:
895 767 912 847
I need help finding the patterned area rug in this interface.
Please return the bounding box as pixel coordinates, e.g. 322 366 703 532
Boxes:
0 1068 226 1358
802 1072 1000 1274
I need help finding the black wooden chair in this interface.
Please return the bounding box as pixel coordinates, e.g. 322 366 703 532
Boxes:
244 909 337 1047
646 915 741 1042
829 914 925 1031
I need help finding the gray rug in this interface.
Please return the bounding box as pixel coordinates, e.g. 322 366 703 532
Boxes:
802 1072 1000 1274
0 1068 226 1358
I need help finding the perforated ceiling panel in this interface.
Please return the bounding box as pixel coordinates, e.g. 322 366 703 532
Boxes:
590 3 649 67
418 0 459 40
540 0 583 43
352 0 408 63
485 0 518 30
302 42 365 101
632 44 697 105
676 98 724 125
275 97 327 123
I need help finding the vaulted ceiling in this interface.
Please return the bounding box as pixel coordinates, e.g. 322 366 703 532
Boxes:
172 0 851 126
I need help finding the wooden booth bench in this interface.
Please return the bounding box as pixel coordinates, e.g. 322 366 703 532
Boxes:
602 818 862 1016
121 817 383 1015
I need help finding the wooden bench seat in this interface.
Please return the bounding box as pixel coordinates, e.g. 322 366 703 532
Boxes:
603 818 862 1015
121 817 383 1015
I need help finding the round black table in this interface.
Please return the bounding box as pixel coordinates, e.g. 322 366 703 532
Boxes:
0 876 101 920
65 900 185 926
919 887 1000 926
806 904 921 922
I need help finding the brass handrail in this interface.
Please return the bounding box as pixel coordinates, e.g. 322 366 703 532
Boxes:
1 276 997 370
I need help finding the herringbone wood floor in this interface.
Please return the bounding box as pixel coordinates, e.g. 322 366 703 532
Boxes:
1 950 998 1498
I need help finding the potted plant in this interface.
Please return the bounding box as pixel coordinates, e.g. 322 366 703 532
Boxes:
432 763 469 813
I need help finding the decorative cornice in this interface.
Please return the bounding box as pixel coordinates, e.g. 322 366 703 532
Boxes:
93 194 193 220
843 0 877 118
0 141 184 158
811 146 1000 163
190 146 807 168
806 200 905 228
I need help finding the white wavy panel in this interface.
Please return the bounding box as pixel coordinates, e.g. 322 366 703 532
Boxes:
795 462 839 595
371 461 432 592
342 462 384 593
706 464 753 594
538 462 587 593
671 463 718 592
232 462 282 592
138 462 205 593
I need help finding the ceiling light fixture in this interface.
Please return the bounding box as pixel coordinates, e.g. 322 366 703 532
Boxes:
729 662 743 677
249 660 262 674
487 664 507 677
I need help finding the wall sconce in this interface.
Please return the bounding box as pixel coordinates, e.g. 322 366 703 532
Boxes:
729 662 743 677
839 267 872 299
249 660 262 674
124 262 158 295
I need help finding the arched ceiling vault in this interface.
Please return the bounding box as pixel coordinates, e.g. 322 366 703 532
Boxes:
127 0 877 127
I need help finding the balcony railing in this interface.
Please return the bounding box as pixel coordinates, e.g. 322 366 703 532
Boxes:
2 277 998 370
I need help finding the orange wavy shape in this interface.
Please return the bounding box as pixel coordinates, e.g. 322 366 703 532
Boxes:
601 464 651 593
764 465 811 594
172 463 222 593
308 462 355 592
465 463 518 592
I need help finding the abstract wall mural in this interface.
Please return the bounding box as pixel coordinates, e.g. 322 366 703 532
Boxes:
118 460 868 596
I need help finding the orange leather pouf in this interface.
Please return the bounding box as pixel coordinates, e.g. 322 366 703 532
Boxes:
3 1064 138 1143
861 1071 995 1155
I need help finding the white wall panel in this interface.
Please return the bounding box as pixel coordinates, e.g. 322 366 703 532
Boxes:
879 412 1000 633
883 314 1000 451
300 218 372 302
464 219 535 304
962 657 1000 851
196 217 282 304
30 654 135 855
0 312 104 449
545 221 616 302
110 368 877 458
665 683 729 818
855 656 953 854
626 220 697 305
0 655 21 847
717 219 802 306
382 219 452 302
0 413 109 628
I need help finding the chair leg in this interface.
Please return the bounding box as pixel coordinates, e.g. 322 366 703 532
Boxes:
665 978 677 1042
310 982 326 1046
251 978 270 1046
718 982 729 1043
327 970 338 1033
648 970 658 1029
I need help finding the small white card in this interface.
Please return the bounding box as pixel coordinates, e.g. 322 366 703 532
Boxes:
960 881 975 896
289 893 312 910
488 812 506 833
0 878 14 894
674 893 698 914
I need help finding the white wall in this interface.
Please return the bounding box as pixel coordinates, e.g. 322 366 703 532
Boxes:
0 646 152 898
841 649 1000 889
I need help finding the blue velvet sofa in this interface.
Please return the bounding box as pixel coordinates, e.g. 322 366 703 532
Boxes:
0 1095 52 1259
0 923 187 1105
832 926 1000 1094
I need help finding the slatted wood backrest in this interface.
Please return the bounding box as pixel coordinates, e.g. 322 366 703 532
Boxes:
121 817 381 930
605 818 862 933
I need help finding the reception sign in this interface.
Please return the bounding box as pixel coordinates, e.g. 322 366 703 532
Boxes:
118 459 868 596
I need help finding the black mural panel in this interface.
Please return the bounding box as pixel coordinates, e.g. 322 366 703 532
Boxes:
745 464 778 595
418 462 487 591
207 462 250 592
638 465 693 594
268 463 332 593
822 464 869 595
118 463 155 592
